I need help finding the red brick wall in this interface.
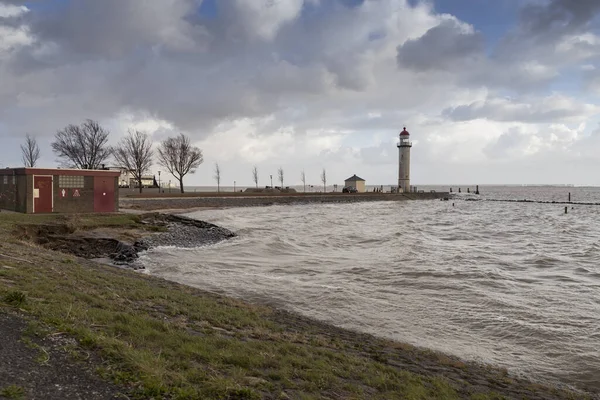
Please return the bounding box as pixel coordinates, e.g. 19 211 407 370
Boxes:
0 173 18 211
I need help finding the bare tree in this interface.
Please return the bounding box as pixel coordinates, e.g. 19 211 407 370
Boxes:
21 134 40 167
278 167 284 188
321 168 327 192
113 130 154 193
214 162 221 192
157 133 203 193
300 170 306 193
252 165 258 188
51 119 111 169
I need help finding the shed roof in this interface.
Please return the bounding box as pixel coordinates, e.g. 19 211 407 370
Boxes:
344 174 365 182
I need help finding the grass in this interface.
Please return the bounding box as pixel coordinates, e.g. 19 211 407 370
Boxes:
2 290 26 306
0 213 141 233
0 213 589 400
0 385 25 399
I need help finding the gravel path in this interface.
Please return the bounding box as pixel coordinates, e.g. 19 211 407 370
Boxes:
0 312 128 400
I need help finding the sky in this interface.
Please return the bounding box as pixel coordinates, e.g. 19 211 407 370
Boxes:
1 0 600 186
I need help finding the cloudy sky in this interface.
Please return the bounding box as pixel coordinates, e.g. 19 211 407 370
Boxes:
1 0 600 186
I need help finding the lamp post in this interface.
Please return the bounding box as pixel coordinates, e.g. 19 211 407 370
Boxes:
270 174 273 188
168 180 171 194
234 180 236 192
158 171 161 193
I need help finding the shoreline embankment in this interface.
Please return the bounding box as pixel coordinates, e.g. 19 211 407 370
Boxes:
120 192 449 211
0 213 597 399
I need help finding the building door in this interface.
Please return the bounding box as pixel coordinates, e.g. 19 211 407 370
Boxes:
94 176 115 212
33 176 53 213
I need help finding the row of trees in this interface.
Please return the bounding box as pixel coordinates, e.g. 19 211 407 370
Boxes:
247 165 326 192
20 119 203 193
20 119 329 193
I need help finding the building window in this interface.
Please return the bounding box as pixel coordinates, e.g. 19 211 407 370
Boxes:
2 176 6 185
58 175 84 188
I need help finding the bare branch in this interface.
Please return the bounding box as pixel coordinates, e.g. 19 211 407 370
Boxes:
300 170 306 193
252 166 259 188
277 167 284 188
321 168 327 192
20 134 41 167
51 119 111 169
113 130 154 193
156 133 203 193
214 162 221 192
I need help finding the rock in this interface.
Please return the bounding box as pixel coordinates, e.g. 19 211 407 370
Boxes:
135 214 236 251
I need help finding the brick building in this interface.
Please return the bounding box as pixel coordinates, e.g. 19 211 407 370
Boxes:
0 168 119 213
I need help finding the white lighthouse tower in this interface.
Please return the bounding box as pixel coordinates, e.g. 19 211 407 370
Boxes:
397 127 412 193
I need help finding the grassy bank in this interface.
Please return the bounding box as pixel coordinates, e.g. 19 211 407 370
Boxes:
0 214 588 399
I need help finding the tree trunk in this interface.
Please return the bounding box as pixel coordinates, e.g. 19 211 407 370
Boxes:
138 177 143 193
179 178 185 193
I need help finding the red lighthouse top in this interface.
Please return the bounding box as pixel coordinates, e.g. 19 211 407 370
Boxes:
400 127 410 136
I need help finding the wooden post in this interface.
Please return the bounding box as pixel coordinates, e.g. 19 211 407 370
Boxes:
565 206 568 214
568 192 571 202
458 188 461 193
450 188 453 192
467 188 470 193
476 185 480 195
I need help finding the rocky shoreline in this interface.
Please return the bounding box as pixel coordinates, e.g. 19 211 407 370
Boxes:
103 214 236 266
18 213 236 268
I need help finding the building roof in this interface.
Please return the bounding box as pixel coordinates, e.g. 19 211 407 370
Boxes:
345 174 365 182
400 127 410 136
0 167 120 177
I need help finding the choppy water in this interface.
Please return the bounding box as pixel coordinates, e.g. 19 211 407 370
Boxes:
139 186 600 394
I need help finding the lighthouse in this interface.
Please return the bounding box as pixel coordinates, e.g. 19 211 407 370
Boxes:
397 127 412 193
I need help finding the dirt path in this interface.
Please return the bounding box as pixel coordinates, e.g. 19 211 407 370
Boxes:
0 312 129 400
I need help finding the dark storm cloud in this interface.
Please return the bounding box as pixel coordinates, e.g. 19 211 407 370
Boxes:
26 0 208 58
494 0 600 63
396 19 483 71
519 0 600 37
394 17 559 92
442 96 599 124
0 0 388 138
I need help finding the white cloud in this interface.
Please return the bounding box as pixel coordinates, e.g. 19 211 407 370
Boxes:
0 3 27 18
0 24 31 52
227 0 305 41
0 2 31 53
483 123 584 160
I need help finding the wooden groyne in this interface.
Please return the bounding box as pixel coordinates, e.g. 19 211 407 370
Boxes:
483 199 600 206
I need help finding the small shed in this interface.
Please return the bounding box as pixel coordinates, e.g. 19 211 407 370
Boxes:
344 174 366 193
0 168 120 214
